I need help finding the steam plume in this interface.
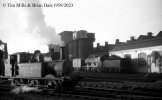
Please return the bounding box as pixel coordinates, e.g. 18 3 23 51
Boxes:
0 0 61 53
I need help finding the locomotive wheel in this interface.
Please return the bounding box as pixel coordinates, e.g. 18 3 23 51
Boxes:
45 74 60 91
14 79 21 86
28 80 39 86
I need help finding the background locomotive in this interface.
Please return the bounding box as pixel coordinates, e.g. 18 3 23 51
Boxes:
73 55 132 73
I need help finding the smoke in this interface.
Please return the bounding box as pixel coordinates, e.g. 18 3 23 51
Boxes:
0 0 61 53
24 0 61 45
10 85 42 94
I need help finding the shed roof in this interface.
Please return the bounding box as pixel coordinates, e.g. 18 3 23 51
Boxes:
110 31 162 52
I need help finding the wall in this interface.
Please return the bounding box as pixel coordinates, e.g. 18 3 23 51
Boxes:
78 38 93 59
110 45 162 73
69 41 74 58
73 58 82 68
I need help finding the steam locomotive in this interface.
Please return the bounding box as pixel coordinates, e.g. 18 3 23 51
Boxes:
0 47 81 91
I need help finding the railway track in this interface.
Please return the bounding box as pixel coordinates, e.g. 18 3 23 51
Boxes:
39 86 162 100
78 80 162 92
0 84 162 100
59 87 162 100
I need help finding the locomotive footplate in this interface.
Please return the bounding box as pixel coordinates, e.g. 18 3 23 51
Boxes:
0 76 64 90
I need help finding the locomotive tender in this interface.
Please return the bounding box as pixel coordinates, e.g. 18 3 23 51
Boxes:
0 47 80 91
73 55 132 73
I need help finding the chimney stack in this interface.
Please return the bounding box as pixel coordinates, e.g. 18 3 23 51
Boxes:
130 36 135 41
3 43 8 59
147 32 153 37
97 43 100 47
115 39 119 44
105 42 108 47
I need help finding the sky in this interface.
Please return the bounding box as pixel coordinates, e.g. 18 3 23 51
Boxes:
0 0 162 54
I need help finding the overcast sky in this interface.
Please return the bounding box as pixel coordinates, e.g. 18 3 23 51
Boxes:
0 0 162 54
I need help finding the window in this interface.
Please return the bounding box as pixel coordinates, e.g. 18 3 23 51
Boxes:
151 51 161 67
138 52 146 66
156 58 162 67
147 55 151 66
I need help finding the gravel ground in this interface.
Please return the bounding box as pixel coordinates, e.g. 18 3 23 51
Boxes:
0 91 85 100
0 92 63 100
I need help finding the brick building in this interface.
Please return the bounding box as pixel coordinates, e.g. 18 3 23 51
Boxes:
110 31 162 73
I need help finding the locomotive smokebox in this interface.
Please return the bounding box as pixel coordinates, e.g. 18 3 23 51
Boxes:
44 60 74 77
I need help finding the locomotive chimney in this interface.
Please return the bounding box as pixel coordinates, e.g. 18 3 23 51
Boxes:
60 46 66 60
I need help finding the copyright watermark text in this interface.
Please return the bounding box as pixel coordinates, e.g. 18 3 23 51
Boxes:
1 2 74 8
